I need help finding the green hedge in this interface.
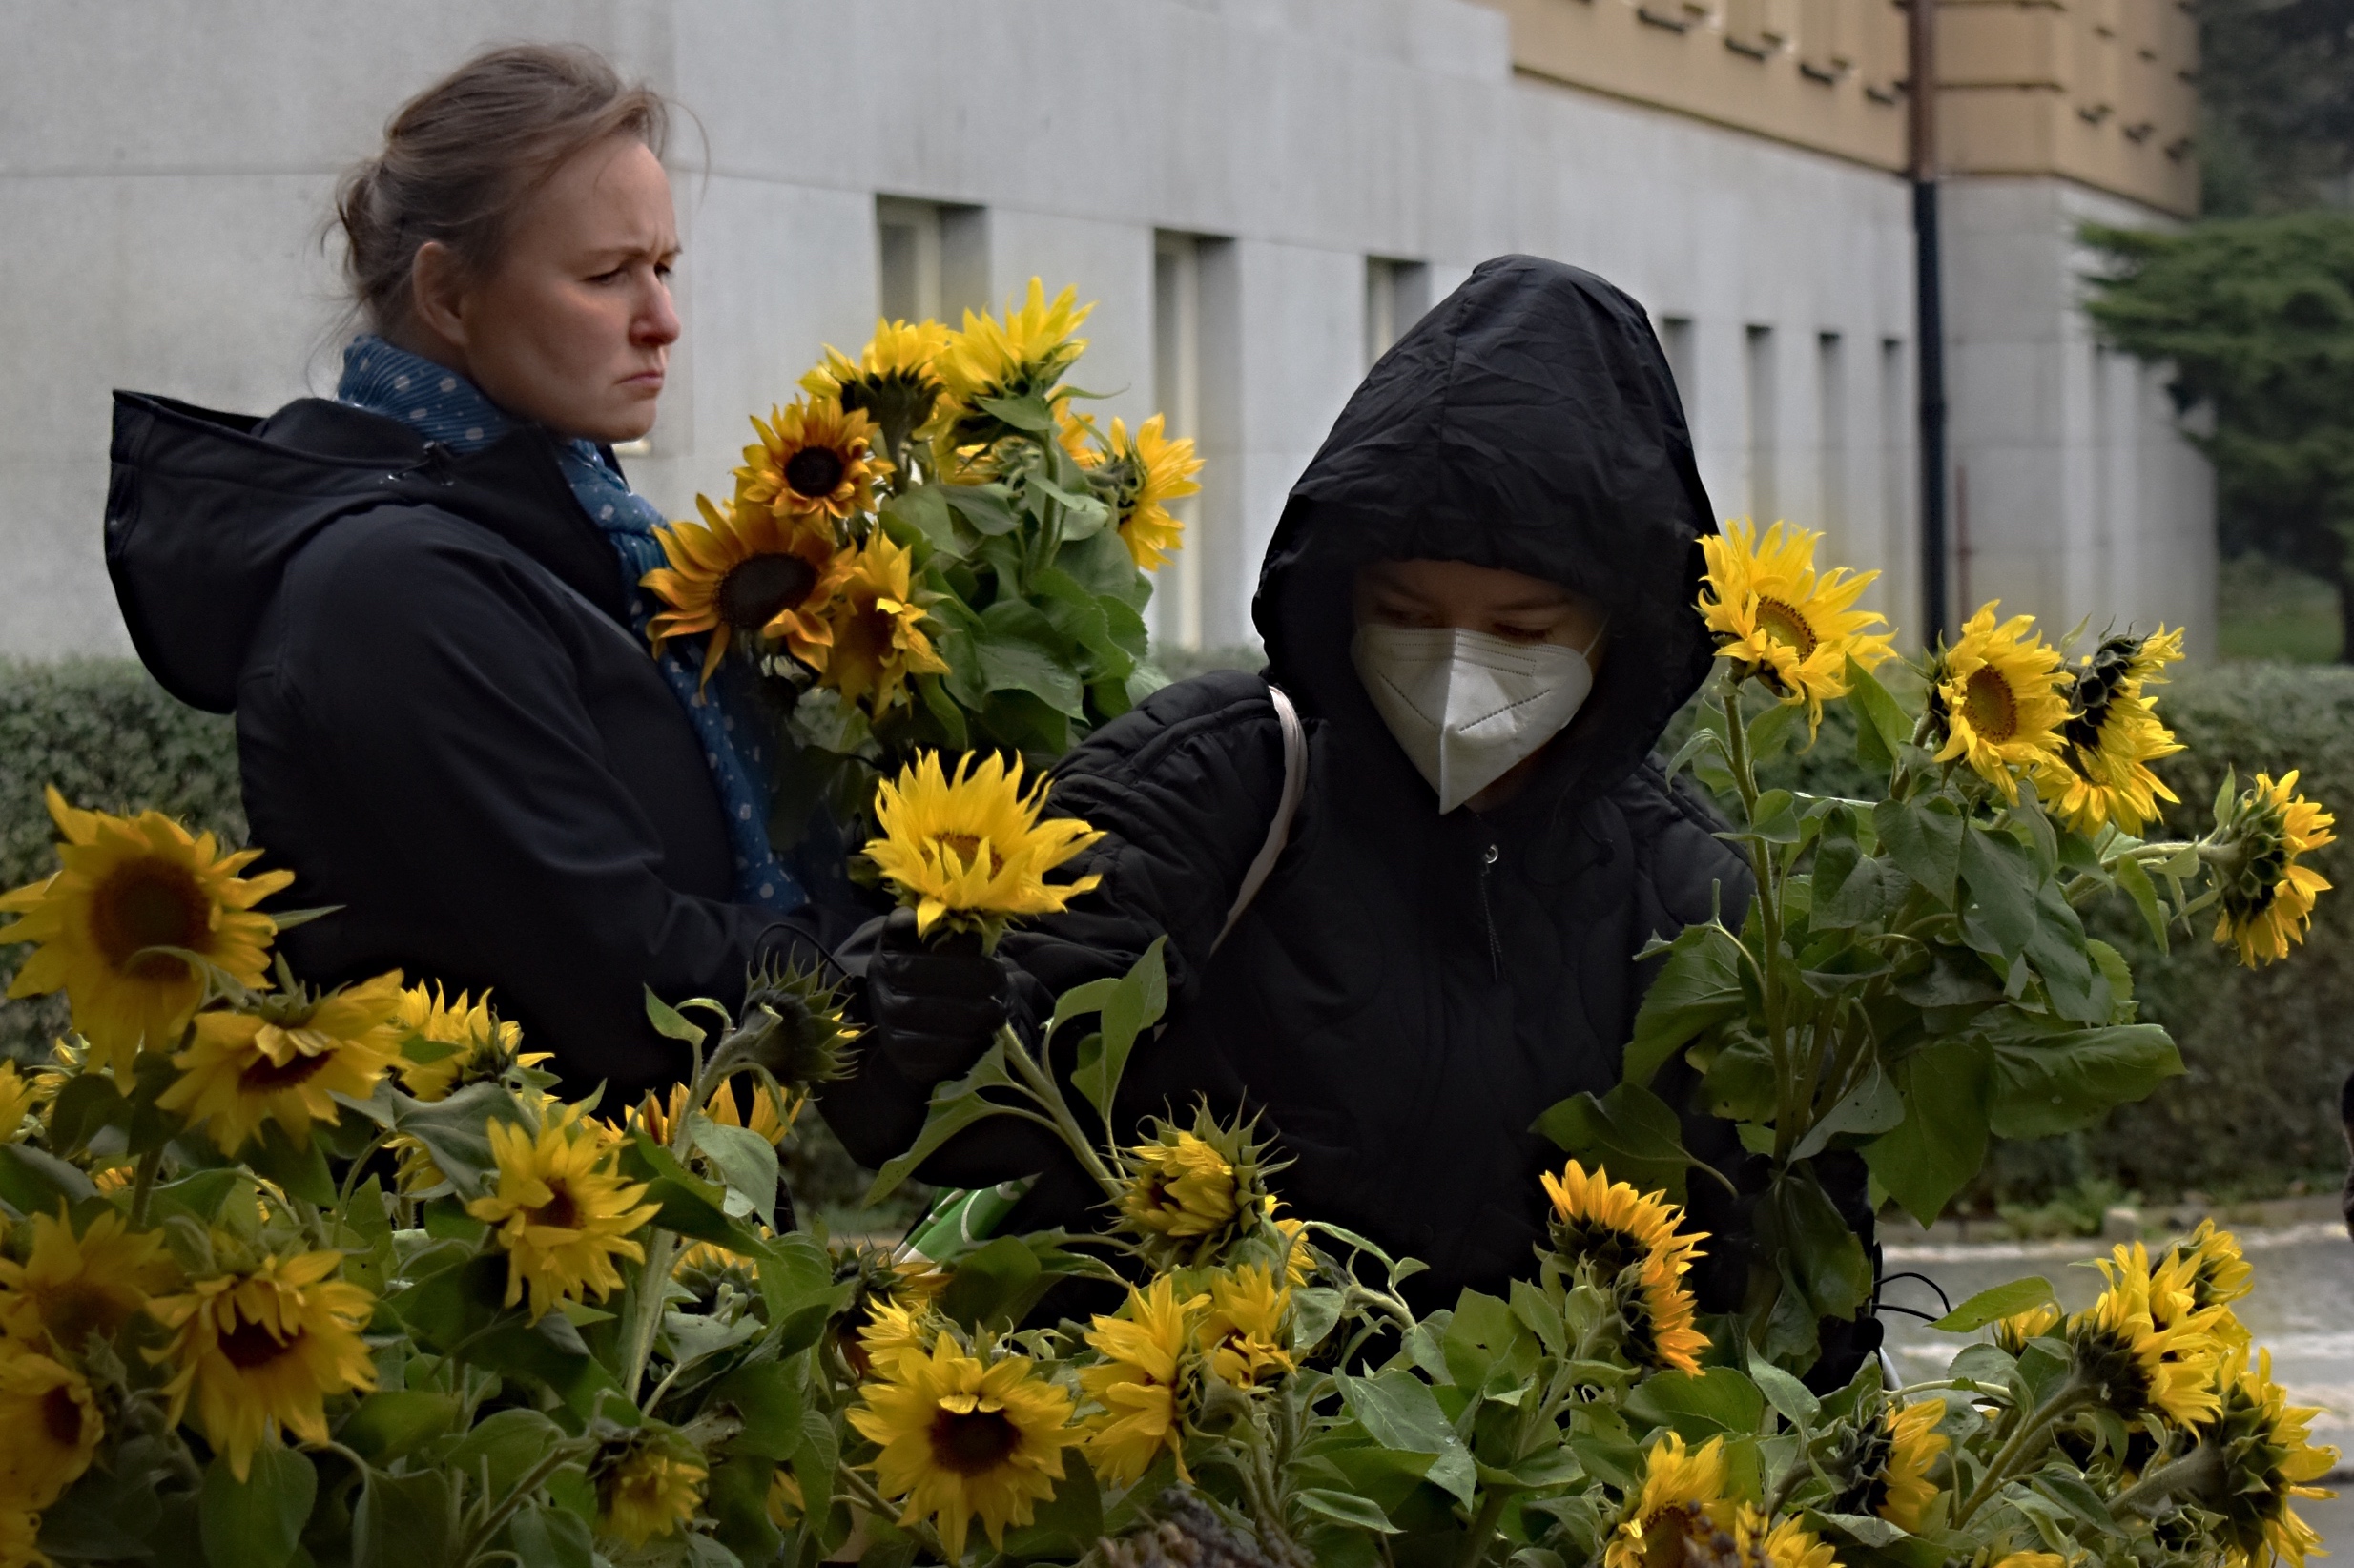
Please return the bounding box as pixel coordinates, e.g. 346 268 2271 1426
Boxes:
0 659 246 1062
6 656 2348 1213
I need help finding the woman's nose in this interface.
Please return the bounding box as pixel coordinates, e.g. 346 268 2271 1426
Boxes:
635 279 682 347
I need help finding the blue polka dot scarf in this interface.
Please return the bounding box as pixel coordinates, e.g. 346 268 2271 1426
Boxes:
336 335 806 912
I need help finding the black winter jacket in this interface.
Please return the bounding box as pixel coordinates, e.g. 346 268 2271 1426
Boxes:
826 258 1877 1327
105 392 835 1101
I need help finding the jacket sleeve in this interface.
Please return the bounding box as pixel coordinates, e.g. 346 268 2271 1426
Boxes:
817 670 1292 1180
251 516 826 1101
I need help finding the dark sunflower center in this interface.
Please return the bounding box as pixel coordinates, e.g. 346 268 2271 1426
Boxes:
1754 596 1818 658
89 856 210 976
938 833 990 872
529 1182 583 1231
783 445 848 498
1553 1218 1648 1282
42 1283 127 1349
238 1044 333 1093
2062 635 2141 753
39 1385 84 1447
716 553 819 632
218 1317 296 1370
927 1406 1022 1476
1960 667 2019 743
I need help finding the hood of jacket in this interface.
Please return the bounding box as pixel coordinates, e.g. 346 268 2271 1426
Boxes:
1251 255 1719 816
107 392 627 713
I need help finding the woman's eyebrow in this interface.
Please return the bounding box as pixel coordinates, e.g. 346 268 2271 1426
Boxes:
1490 593 1575 613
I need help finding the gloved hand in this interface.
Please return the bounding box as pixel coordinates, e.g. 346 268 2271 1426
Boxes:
862 907 1009 1086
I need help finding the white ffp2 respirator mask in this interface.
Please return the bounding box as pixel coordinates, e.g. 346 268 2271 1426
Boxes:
1352 624 1599 812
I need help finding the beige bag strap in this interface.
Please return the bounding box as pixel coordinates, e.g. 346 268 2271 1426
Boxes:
1211 683 1308 956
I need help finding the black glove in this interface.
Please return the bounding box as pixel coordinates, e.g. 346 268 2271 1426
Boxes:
863 907 1009 1086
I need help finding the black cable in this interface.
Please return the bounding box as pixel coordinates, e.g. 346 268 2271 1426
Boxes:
1873 1269 1953 1316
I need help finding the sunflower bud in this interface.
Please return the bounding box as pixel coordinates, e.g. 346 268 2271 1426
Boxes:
726 959 860 1092
1114 1109 1284 1270
2200 771 2336 966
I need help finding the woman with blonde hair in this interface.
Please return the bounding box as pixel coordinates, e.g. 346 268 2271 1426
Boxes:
106 45 844 1098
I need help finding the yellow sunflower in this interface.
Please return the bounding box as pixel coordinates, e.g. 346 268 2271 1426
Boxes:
645 492 847 691
145 1250 377 1481
598 1444 706 1546
855 1296 939 1381
1056 400 1103 470
465 1117 661 1322
1835 1399 1946 1533
2068 1253 2225 1428
0 789 293 1075
2034 628 2184 836
2171 1220 2255 1315
935 279 1094 420
1098 415 1202 572
847 1336 1076 1561
766 1468 805 1530
0 1207 179 1352
1541 1159 1707 1282
811 531 950 716
1604 1433 1732 1568
802 319 951 459
735 396 883 527
2201 1348 2337 1568
0 1506 44 1568
1993 1304 2062 1356
0 1341 101 1510
1197 1264 1292 1387
864 750 1104 942
1991 1555 2065 1568
1270 1214 1314 1288
1080 1275 1208 1487
1732 1505 1841 1568
1120 1132 1238 1247
0 1064 45 1145
1929 605 2071 801
630 1075 802 1152
1697 518 1893 733
1623 1249 1710 1377
2212 771 2336 967
156 971 404 1153
392 982 542 1102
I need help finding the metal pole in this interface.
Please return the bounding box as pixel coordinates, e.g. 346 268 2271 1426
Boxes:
1911 0 1950 646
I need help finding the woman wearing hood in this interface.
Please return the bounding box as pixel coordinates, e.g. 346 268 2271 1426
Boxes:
827 256 1880 1380
104 46 844 1102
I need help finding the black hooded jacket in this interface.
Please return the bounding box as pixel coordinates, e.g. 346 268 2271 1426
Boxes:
825 258 1869 1319
104 391 834 1100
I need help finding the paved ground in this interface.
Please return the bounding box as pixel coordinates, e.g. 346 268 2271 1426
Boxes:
1879 1221 2354 1548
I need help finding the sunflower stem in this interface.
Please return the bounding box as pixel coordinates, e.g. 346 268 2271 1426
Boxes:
2109 1438 2222 1519
127 1146 163 1228
835 1460 946 1563
1952 1376 2090 1527
1718 675 1797 1151
995 1025 1122 1200
1452 1487 1511 1568
457 1439 595 1566
619 1228 682 1404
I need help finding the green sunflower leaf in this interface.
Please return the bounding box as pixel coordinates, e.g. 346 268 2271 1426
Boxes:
1928 1276 2056 1333
200 1447 317 1568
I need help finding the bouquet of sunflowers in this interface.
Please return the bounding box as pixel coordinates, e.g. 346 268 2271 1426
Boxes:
0 759 2337 1568
1538 519 2337 1378
637 279 1201 847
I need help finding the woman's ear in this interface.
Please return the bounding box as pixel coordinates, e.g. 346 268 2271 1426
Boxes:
406 239 471 355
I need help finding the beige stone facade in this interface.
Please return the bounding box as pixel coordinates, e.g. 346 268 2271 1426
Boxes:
1477 0 2199 217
